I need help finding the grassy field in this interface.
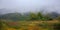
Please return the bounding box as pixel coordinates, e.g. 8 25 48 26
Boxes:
1 20 60 30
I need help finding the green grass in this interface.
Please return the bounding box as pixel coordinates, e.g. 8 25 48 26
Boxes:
0 20 60 30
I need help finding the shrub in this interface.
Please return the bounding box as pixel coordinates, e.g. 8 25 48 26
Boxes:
52 23 60 30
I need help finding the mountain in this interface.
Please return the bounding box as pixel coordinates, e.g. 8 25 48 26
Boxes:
0 13 30 21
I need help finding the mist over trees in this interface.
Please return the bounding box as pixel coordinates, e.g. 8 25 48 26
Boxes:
0 11 60 21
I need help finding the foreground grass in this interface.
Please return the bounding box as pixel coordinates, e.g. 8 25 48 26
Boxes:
1 20 60 30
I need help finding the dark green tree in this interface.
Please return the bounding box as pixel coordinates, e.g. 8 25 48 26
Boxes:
37 12 44 20
30 12 38 20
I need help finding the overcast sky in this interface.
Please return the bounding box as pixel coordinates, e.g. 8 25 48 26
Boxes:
0 0 60 14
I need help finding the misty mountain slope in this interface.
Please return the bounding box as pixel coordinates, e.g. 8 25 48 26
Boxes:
0 13 30 21
0 12 60 21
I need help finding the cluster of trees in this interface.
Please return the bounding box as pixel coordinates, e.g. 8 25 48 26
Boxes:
0 12 60 21
30 12 60 21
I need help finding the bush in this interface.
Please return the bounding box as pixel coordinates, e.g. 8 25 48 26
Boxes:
53 23 60 30
37 22 48 28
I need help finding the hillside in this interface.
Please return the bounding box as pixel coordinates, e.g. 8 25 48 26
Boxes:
0 12 60 21
0 13 30 21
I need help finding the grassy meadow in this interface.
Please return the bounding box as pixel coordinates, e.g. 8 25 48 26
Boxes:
0 20 60 30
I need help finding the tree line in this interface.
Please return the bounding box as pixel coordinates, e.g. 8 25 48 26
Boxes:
0 12 60 21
